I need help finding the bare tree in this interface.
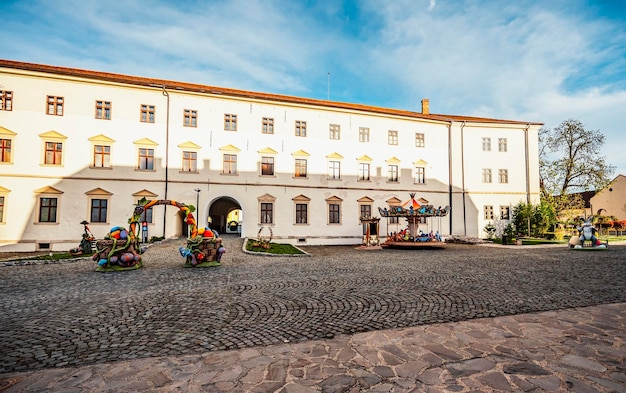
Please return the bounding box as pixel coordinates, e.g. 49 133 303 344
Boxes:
539 119 614 214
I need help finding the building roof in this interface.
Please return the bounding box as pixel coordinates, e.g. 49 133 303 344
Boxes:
0 58 543 126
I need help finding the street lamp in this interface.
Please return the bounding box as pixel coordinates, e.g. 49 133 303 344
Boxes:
194 188 201 224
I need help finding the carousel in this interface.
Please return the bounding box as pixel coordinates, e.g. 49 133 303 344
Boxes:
377 193 450 249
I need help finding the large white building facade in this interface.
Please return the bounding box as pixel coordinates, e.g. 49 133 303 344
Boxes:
0 60 542 251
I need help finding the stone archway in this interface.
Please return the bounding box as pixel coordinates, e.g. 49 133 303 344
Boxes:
208 196 242 236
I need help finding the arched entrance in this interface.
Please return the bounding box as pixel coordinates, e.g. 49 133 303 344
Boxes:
208 196 242 236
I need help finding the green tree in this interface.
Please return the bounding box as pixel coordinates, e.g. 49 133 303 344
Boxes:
539 119 614 215
512 201 557 237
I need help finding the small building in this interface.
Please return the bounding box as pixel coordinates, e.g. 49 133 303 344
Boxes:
590 174 626 220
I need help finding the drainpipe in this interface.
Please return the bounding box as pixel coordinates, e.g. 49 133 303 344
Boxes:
460 121 467 235
524 123 531 235
448 121 453 234
162 86 170 238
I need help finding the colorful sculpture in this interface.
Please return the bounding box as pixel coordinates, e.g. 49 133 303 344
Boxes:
92 197 225 271
569 217 607 250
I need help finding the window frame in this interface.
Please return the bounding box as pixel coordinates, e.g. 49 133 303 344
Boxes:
183 109 198 127
387 164 399 183
415 133 425 147
360 204 372 219
328 160 341 180
222 153 237 175
0 138 12 164
294 158 307 178
414 166 426 184
95 100 111 120
182 150 198 173
90 198 109 223
500 205 510 220
46 95 64 116
329 124 340 140
262 117 274 134
484 205 494 220
140 104 156 123
358 162 370 181
295 120 307 137
1 90 13 111
44 141 63 166
482 137 491 151
498 169 509 184
93 144 111 168
260 202 274 224
498 138 508 152
328 203 341 224
38 197 58 223
359 127 370 142
224 114 238 131
482 168 492 183
388 130 398 145
261 156 275 176
138 148 155 171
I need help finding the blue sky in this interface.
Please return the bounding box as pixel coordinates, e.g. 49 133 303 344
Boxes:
2 0 626 177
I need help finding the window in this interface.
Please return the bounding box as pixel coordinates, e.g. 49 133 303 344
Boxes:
388 130 398 145
296 204 308 224
0 139 11 163
360 204 372 218
387 165 399 182
1 90 13 111
389 216 399 224
46 96 64 116
415 133 425 147
359 127 370 142
482 168 492 183
140 105 155 123
95 101 111 120
500 206 510 220
0 196 4 223
295 158 307 178
182 151 197 172
261 202 273 224
39 197 58 223
224 114 237 131
138 148 154 170
498 169 509 184
415 167 425 184
90 199 108 223
295 120 307 137
329 124 340 140
44 142 63 165
223 154 237 174
498 138 507 152
329 204 340 224
358 163 370 181
93 145 111 168
261 156 274 176
262 117 274 134
328 161 341 180
484 205 494 220
184 110 197 127
482 137 491 151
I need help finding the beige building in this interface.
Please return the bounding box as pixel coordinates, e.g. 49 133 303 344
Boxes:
590 174 626 220
0 59 542 251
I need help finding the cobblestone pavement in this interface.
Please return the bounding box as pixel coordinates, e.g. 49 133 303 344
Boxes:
1 237 625 392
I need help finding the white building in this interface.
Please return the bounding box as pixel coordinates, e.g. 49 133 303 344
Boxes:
0 59 542 251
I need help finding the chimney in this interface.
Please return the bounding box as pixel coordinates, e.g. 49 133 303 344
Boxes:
421 98 430 115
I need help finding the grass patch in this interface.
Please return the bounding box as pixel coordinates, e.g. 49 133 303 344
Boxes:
246 239 305 255
520 238 567 245
21 253 77 261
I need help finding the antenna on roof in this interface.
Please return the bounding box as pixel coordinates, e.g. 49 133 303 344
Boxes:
327 72 330 101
